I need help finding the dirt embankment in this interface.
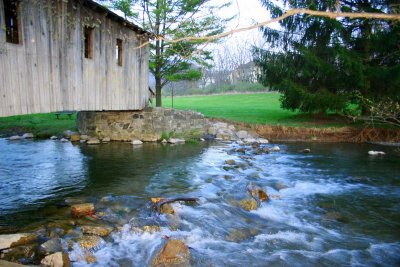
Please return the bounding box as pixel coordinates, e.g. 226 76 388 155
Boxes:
255 125 400 143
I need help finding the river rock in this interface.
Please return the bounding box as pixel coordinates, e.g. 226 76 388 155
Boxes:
80 226 113 237
262 146 270 154
101 137 111 143
168 138 185 144
152 240 190 267
1 244 37 263
87 138 100 145
0 233 36 250
78 235 102 250
240 199 258 211
208 126 217 135
301 148 311 153
257 138 269 144
22 133 34 139
8 135 21 141
272 145 280 152
368 150 385 156
69 135 80 142
226 228 258 242
275 182 289 191
247 183 269 202
63 130 77 138
41 252 70 267
131 139 143 145
236 130 249 139
80 135 91 141
131 225 161 234
225 159 236 165
243 138 257 144
161 139 167 143
160 204 175 215
0 260 31 267
60 138 68 142
71 203 95 217
235 147 246 153
39 238 63 255
50 136 58 140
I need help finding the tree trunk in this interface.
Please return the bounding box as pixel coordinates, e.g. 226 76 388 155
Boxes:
155 74 162 107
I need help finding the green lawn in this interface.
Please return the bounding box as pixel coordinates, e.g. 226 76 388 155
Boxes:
163 92 351 127
0 113 77 138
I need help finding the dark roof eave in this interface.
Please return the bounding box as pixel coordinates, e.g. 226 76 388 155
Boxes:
83 0 155 38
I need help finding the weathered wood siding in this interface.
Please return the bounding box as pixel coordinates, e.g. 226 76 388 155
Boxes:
0 0 149 117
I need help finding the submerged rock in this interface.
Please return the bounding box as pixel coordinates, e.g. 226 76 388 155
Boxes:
39 238 63 255
225 159 236 165
240 199 258 211
0 233 36 250
86 138 100 145
0 244 37 263
226 228 258 242
80 226 113 237
77 235 102 250
41 252 70 267
324 211 349 223
168 138 185 144
8 135 21 141
152 240 190 267
71 203 95 218
0 260 30 267
131 225 161 234
275 182 289 191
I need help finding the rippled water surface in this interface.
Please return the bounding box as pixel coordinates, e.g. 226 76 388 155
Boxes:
0 139 399 266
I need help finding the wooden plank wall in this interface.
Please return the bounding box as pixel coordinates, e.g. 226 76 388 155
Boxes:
0 0 149 117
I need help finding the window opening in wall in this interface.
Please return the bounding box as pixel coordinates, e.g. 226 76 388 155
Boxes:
4 0 20 44
84 27 94 59
116 38 123 66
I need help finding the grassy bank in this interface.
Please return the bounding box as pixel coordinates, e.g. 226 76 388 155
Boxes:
0 113 77 138
163 92 351 127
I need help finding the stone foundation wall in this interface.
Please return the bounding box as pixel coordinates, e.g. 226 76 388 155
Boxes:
77 108 209 141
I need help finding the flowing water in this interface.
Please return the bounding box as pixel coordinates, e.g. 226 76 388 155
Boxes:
0 138 399 266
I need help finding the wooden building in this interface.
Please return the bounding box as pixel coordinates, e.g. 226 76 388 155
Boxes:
0 0 151 117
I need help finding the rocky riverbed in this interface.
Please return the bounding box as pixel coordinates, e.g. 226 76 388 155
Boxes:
0 136 399 266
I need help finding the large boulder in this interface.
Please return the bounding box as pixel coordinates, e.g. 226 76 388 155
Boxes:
41 252 70 267
152 240 190 267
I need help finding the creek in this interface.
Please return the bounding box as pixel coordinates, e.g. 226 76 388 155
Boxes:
0 139 399 266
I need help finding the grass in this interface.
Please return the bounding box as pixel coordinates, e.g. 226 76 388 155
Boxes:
0 113 77 138
163 92 352 127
